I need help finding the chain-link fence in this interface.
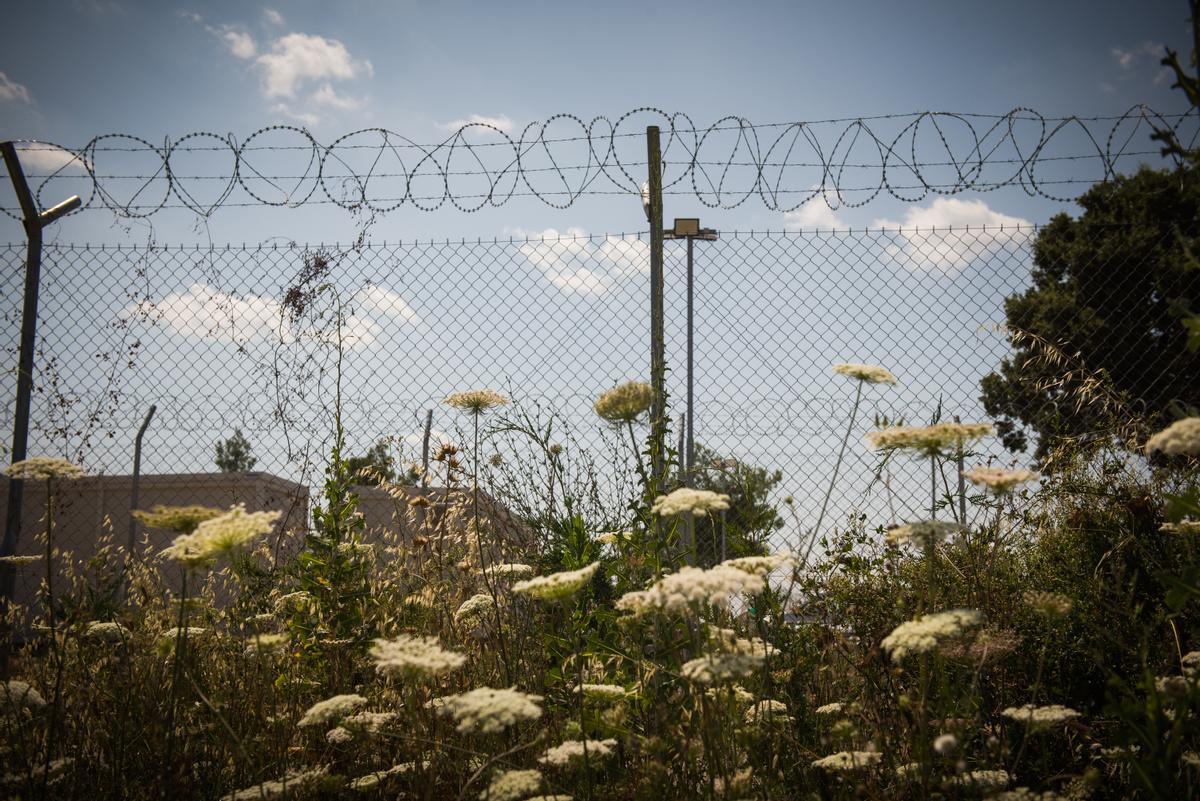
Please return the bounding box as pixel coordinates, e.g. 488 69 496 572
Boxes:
2 223 1190 574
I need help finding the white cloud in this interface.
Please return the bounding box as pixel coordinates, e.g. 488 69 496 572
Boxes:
870 198 1031 271
15 145 90 173
263 8 284 25
439 114 515 135
255 33 370 99
783 194 847 231
222 28 257 59
514 227 649 296
271 103 321 127
311 82 364 110
1112 41 1165 71
177 10 202 24
0 72 31 104
127 283 397 349
356 284 419 322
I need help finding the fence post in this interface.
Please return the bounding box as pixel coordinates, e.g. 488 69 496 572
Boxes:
0 143 80 613
646 127 666 488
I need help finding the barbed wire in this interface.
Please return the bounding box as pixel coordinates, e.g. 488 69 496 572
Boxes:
1 105 1195 221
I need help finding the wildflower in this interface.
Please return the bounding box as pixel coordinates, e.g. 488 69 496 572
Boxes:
1157 675 1191 702
865 422 992 456
595 530 624 545
579 683 628 702
539 738 618 766
370 634 466 679
160 504 281 568
955 769 1011 790
349 771 386 791
132 504 223 534
437 686 543 734
245 633 288 654
326 726 353 744
706 626 777 657
933 733 958 755
616 564 765 615
1 679 46 710
885 520 964 548
482 769 543 801
719 552 795 575
225 767 329 801
273 590 311 612
1183 651 1200 677
4 457 85 481
444 389 508 414
0 757 73 788
815 702 844 715
482 563 536 582
743 699 791 726
1161 519 1200 534
811 751 881 770
881 609 984 662
1001 704 1080 731
512 562 599 601
297 693 368 728
962 465 1040 493
85 621 129 642
455 593 497 627
594 380 654 423
1145 417 1200 456
343 710 398 733
0 555 40 566
651 487 731 517
895 762 921 780
990 789 1063 801
157 627 208 654
1023 590 1073 619
681 653 764 684
832 362 897 385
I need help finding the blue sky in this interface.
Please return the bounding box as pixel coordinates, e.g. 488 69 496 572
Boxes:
0 0 1194 244
0 1 1196 540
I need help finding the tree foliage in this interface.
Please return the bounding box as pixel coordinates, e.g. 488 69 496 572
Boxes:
214 428 257 473
687 443 781 565
980 165 1200 462
345 439 396 486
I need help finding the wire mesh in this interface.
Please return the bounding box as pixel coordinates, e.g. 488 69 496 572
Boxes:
1 222 1192 575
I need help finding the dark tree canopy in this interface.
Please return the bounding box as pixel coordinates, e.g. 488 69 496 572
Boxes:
980 165 1200 462
345 439 396 486
687 443 782 566
214 428 257 473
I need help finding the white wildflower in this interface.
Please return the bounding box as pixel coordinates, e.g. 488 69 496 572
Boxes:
1001 704 1080 731
370 634 466 679
866 422 992 456
651 488 730 517
719 552 795 576
343 710 398 733
962 465 1040 493
885 520 964 548
4 457 84 480
482 563 535 582
933 733 957 755
1161 519 1200 535
245 632 288 655
0 555 39 566
1023 590 1073 619
512 563 599 601
593 381 653 423
437 687 543 734
455 593 497 627
297 693 367 728
85 621 128 642
1 679 45 710
881 609 983 662
832 363 897 385
743 699 791 726
225 767 329 800
160 504 281 568
811 751 881 770
681 653 764 684
445 389 508 414
1145 417 1200 456
326 726 353 744
955 769 1011 790
815 702 844 715
616 564 765 615
482 768 542 801
539 739 618 767
579 683 628 702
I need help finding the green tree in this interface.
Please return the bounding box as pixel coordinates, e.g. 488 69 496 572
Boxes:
214 428 257 473
979 165 1200 462
345 438 396 486
686 443 781 565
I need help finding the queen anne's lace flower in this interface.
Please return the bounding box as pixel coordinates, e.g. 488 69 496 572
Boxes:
0 555 39 567
297 693 368 728
616 564 766 615
482 563 535 582
579 683 628 702
719 552 794 576
160 504 281 568
325 726 353 744
539 738 618 766
815 702 844 715
512 563 599 601
865 423 992 456
1161 519 1200 534
885 521 964 548
225 767 329 801
85 621 129 642
1145 417 1200 456
881 609 983 662
651 488 731 517
962 465 1040 493
245 633 288 655
370 634 466 679
681 653 764 684
811 751 881 770
1001 704 1080 731
444 389 508 414
455 593 497 627
132 504 223 534
4 457 85 481
955 769 1011 790
437 687 543 734
1023 590 1073 619
1 679 45 710
594 380 654 423
482 769 543 801
743 699 791 726
832 363 897 385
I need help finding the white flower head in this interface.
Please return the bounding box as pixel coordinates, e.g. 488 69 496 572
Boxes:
881 608 983 662
4 457 85 481
444 389 508 414
962 465 1040 494
1145 417 1200 456
538 738 618 767
811 751 881 771
482 769 542 801
298 693 368 728
885 520 964 548
370 635 466 679
616 564 765 615
437 686 543 734
1001 703 1080 731
651 487 731 517
681 653 765 684
512 562 599 601
832 363 897 385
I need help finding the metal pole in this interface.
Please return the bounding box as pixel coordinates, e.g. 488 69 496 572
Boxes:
686 235 695 487
646 127 666 489
0 143 80 609
127 404 157 553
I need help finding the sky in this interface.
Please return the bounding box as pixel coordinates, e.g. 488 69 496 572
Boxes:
0 0 1196 543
